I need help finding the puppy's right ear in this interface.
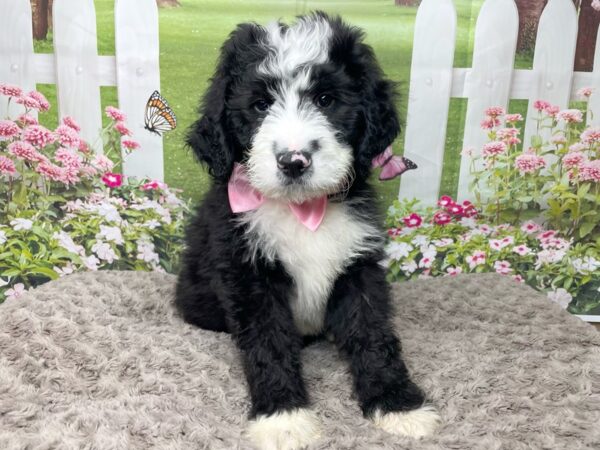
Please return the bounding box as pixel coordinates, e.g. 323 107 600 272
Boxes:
187 23 264 182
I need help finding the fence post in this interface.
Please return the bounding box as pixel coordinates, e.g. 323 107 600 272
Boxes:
522 0 578 148
456 0 519 201
115 0 163 182
0 0 36 120
588 26 600 127
398 0 457 205
53 0 103 152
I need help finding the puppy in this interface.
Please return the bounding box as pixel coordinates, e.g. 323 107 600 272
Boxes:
175 11 439 449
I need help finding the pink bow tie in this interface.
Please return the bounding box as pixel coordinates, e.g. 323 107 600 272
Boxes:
228 163 327 231
372 145 417 180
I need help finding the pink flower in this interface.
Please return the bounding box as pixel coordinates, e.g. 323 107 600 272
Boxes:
494 260 512 275
497 127 521 146
515 153 546 174
0 120 20 138
537 230 556 240
60 165 80 185
521 220 542 234
551 134 567 145
438 195 453 207
0 83 23 97
5 283 26 301
0 155 16 175
462 201 478 218
8 141 46 162
577 87 594 99
17 114 38 126
447 203 464 216
513 274 525 283
22 125 55 148
533 100 551 111
446 267 463 276
55 148 82 168
569 143 587 152
27 91 50 111
482 141 507 157
15 95 40 110
490 238 511 251
485 106 505 118
114 121 131 136
581 127 600 144
418 256 434 269
593 0 600 11
562 152 586 169
557 109 583 123
578 160 600 182
79 165 98 178
92 154 114 172
403 213 422 228
504 113 523 123
513 244 532 256
433 211 452 225
61 116 81 132
466 250 486 269
36 161 64 182
105 106 126 122
55 124 80 148
480 117 501 129
141 180 166 190
546 105 560 118
122 139 140 150
101 172 124 188
78 140 90 153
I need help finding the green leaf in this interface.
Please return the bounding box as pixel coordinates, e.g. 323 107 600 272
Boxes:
579 221 596 239
26 266 59 280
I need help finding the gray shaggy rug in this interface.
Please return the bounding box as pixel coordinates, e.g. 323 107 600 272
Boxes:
1 271 599 450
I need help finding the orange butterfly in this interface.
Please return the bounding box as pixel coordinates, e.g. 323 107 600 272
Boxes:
144 90 177 136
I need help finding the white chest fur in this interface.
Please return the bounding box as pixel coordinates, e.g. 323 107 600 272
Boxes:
239 200 381 335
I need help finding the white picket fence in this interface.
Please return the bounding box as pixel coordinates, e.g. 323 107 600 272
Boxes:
0 0 164 181
399 0 600 205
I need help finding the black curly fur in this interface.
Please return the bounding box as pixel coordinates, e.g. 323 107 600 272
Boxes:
176 12 426 421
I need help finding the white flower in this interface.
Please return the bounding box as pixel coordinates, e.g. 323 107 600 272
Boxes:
547 288 572 309
53 231 85 256
418 256 434 269
433 238 454 248
513 245 532 256
411 234 429 248
82 255 100 271
136 239 159 264
400 260 418 275
131 199 171 224
94 202 122 223
386 242 413 260
53 263 75 277
421 245 437 260
446 266 462 276
489 237 513 251
97 225 124 245
10 218 33 231
143 219 161 230
572 256 600 274
459 217 477 229
535 249 566 269
493 260 512 275
92 241 118 263
6 283 26 301
0 230 6 245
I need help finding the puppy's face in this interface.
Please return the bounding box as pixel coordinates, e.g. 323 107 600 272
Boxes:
189 13 399 201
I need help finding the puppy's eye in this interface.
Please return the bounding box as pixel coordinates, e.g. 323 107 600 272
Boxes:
316 94 334 108
253 99 270 112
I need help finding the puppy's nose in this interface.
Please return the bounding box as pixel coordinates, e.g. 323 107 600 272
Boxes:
276 150 312 178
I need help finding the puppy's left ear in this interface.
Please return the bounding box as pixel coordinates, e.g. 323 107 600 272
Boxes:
354 45 400 177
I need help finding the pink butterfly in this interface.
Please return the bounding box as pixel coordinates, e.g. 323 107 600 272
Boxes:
372 146 417 181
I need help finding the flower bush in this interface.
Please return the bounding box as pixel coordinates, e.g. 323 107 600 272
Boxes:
386 92 600 315
0 84 189 302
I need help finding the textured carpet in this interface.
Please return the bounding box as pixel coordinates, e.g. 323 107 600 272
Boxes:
1 271 599 450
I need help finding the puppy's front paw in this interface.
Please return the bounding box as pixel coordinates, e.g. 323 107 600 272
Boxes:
372 405 440 438
246 408 321 450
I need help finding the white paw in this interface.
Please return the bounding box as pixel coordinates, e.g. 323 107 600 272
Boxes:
246 408 321 450
372 405 440 438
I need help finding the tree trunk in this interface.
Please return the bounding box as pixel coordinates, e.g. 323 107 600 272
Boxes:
575 0 600 71
31 0 49 40
157 0 181 7
48 0 54 32
515 0 548 53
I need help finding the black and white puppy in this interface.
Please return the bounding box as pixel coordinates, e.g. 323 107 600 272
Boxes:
175 11 439 449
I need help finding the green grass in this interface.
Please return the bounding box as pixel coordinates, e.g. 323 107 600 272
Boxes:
34 0 535 205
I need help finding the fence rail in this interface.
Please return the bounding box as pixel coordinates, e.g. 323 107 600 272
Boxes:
0 0 163 181
399 0 600 205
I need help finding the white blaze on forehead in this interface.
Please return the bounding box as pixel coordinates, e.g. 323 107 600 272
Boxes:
258 16 332 78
